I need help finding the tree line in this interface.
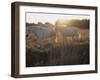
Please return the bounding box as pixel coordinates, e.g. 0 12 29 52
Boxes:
26 19 90 29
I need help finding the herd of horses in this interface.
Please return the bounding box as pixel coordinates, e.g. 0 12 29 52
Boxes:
26 24 81 48
26 25 90 66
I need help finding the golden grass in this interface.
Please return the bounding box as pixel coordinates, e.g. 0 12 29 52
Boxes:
26 29 89 49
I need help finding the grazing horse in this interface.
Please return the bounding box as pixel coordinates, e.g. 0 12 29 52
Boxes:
26 25 56 48
26 25 56 65
57 26 81 44
55 26 81 64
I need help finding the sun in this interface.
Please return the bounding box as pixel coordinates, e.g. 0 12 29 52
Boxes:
55 19 69 28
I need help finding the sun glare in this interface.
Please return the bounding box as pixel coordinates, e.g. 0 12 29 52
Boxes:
55 19 70 28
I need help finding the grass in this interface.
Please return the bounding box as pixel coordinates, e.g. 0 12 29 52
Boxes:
26 29 89 67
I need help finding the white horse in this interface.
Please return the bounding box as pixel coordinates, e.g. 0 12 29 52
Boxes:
26 25 56 48
57 26 81 44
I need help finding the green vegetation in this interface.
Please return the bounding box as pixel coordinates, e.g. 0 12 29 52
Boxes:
26 42 89 67
26 19 90 67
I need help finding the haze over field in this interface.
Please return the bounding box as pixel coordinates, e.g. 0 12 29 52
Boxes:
26 13 90 67
26 13 90 24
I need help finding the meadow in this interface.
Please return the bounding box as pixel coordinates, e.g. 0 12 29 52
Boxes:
26 27 89 67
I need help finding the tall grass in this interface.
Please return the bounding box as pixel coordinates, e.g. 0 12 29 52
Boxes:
26 29 89 67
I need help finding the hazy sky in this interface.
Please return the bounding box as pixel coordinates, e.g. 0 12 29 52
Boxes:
26 12 90 24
